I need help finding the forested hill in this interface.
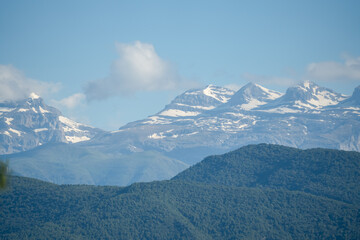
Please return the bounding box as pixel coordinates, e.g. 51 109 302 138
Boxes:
1 144 360 239
174 143 360 205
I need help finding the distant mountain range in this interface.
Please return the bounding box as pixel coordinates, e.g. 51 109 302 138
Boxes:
1 81 360 185
91 81 360 164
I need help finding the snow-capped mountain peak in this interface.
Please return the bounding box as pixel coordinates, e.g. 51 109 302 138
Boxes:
262 81 347 111
156 85 234 118
226 82 283 110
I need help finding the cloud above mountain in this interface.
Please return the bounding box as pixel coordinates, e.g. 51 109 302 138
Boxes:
240 55 360 89
52 93 86 109
84 41 189 101
306 55 360 81
0 65 60 101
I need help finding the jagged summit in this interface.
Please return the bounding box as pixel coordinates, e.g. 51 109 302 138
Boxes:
0 94 61 116
0 95 104 154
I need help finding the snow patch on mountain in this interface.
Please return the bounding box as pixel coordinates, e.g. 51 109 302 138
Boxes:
2 131 11 137
65 135 91 143
39 106 50 114
259 107 302 114
175 103 216 110
148 132 166 139
5 117 13 125
159 109 201 117
34 128 48 133
9 128 23 136
0 107 15 112
29 92 40 99
142 116 172 125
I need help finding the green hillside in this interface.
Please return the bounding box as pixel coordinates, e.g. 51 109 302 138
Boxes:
174 143 360 204
1 144 359 239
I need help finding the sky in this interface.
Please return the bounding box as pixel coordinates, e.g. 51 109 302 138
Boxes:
1 0 360 130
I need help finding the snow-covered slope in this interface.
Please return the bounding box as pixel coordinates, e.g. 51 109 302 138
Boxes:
0 93 103 154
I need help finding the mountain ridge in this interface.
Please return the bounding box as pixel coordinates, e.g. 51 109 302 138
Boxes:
93 81 360 165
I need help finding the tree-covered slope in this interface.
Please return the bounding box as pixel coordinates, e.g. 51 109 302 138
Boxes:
1 144 360 239
174 144 360 205
1 176 359 240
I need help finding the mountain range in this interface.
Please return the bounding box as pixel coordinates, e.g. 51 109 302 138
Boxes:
1 81 360 185
89 81 360 164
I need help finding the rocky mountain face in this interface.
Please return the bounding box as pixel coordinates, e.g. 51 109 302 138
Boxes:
0 93 103 154
88 81 360 165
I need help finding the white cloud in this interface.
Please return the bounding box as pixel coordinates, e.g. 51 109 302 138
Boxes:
84 41 187 101
0 64 60 101
52 93 86 109
306 56 360 81
242 73 296 87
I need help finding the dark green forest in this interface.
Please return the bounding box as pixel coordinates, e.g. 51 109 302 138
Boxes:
1 144 360 239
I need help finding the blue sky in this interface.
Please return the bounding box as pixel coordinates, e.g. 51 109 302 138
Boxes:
1 0 360 130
